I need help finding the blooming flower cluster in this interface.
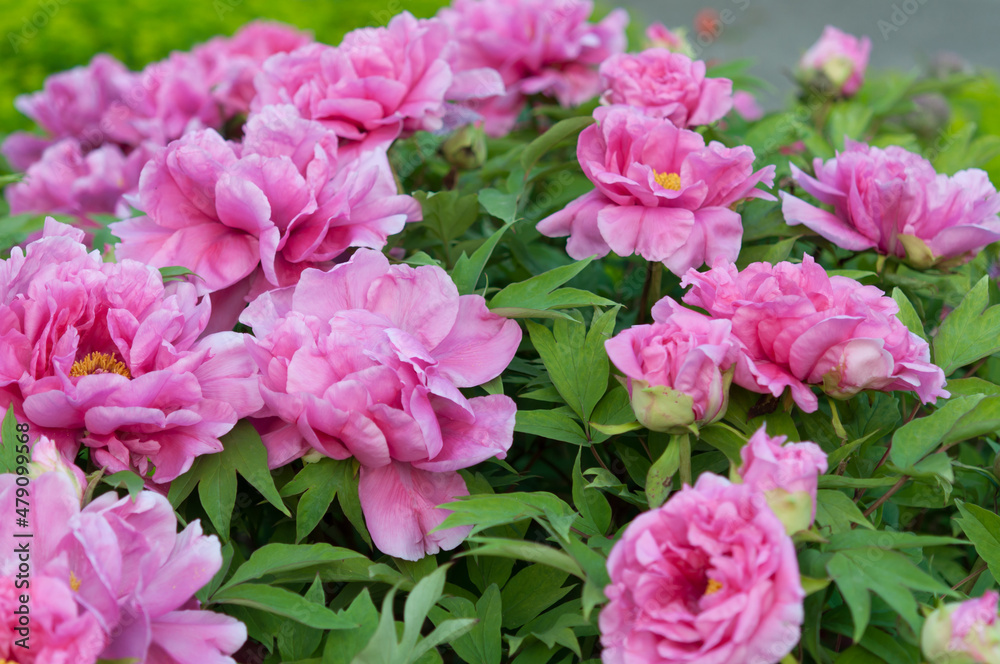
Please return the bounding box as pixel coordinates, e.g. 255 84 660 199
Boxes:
241 249 521 560
601 427 827 664
0 448 245 664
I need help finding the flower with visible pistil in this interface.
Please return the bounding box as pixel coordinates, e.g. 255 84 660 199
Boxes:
537 105 775 275
0 219 262 483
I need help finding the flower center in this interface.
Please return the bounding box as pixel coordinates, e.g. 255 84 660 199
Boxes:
704 578 723 596
69 352 131 379
70 570 81 592
654 171 682 191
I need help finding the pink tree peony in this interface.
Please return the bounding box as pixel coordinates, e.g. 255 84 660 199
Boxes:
0 466 246 663
739 426 828 533
240 249 522 560
923 592 1000 663
0 219 262 483
797 25 871 97
681 254 949 412
253 12 503 152
600 473 804 664
599 49 733 127
112 104 421 327
537 106 775 275
644 23 695 57
439 0 628 136
781 140 1000 268
605 297 741 433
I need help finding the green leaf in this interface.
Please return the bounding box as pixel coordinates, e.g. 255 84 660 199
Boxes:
322 589 380 664
520 116 595 173
451 219 517 295
219 420 290 516
279 576 326 661
102 471 146 501
955 500 1000 584
815 490 874 534
645 436 680 508
196 452 238 536
462 539 585 579
158 266 196 282
500 566 573 629
281 459 340 543
400 566 451 656
934 276 1000 375
468 583 503 664
572 450 611 534
891 394 1000 468
825 530 964 551
415 190 480 245
735 235 799 270
697 423 747 464
490 258 614 312
219 543 368 592
526 307 617 423
479 188 519 223
412 619 478 663
1 405 24 474
891 288 927 342
515 409 590 445
212 583 359 629
827 103 874 149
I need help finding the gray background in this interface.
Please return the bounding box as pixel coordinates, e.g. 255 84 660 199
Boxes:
618 0 999 108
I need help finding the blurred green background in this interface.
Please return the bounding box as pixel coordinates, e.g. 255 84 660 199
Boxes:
0 0 451 130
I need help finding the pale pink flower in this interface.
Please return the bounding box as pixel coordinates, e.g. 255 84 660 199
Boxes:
798 25 871 97
600 473 804 664
241 249 521 560
739 426 828 533
923 592 1000 663
439 0 628 136
537 106 775 275
0 219 262 483
605 298 740 433
644 24 695 57
0 468 246 663
681 254 949 412
599 49 733 127
781 140 1000 268
732 90 764 121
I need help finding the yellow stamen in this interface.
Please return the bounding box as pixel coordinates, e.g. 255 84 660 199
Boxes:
70 570 81 592
69 352 131 379
654 171 682 191
704 578 723 596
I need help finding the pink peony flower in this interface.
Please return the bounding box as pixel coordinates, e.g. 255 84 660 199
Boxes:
0 467 246 664
739 425 828 533
599 49 733 127
781 140 1000 268
732 89 764 121
537 106 775 275
240 249 521 560
923 592 1000 663
605 297 740 433
253 12 503 151
5 138 155 223
681 254 949 413
797 26 871 97
439 0 628 136
644 23 695 57
0 219 262 483
600 473 804 664
1 54 138 170
112 104 421 327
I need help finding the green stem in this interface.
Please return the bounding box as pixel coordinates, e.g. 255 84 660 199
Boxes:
645 261 663 316
677 433 692 487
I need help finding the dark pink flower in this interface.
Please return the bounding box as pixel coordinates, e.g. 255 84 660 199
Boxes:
0 219 262 482
253 12 503 150
112 105 421 325
781 140 1000 268
439 0 628 136
599 49 733 127
605 298 740 433
241 249 521 560
537 106 775 275
600 473 804 664
681 255 949 412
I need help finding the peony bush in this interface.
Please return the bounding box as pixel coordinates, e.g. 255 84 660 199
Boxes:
3 5 1000 664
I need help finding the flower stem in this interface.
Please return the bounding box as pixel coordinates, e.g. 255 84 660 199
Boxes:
637 261 663 324
677 433 692 487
